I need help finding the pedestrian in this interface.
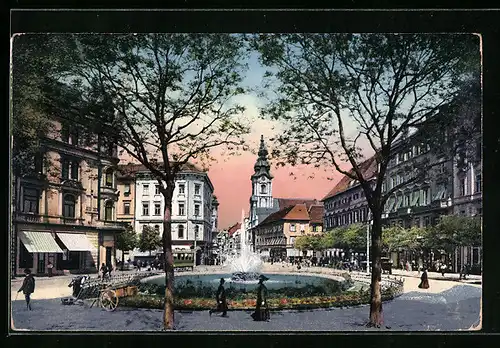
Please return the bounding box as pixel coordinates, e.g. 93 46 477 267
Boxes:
209 278 228 317
440 263 447 277
106 263 113 278
251 275 270 321
47 261 54 277
418 269 430 289
460 264 467 280
100 263 107 280
17 268 36 310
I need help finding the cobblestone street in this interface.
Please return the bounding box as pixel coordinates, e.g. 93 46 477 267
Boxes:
11 267 481 332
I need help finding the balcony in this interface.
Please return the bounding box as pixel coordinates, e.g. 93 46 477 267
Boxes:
14 212 44 223
60 217 85 225
96 220 127 231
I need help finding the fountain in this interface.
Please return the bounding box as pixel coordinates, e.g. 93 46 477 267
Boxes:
224 209 263 282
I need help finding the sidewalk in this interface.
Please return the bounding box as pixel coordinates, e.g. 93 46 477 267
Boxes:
391 269 481 284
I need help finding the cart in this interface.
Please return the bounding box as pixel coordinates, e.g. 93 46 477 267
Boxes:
62 273 152 312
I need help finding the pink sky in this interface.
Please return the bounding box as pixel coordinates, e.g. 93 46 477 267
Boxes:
208 148 342 229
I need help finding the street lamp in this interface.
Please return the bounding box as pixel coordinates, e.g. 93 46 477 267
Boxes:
366 210 372 275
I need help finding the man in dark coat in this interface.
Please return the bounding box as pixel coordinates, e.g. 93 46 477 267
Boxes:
209 278 228 317
17 268 36 310
251 275 270 321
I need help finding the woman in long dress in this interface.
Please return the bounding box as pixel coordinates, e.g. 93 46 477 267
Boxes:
418 269 430 289
251 275 270 321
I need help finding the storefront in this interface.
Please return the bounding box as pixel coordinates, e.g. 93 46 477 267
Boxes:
17 231 64 276
55 232 98 271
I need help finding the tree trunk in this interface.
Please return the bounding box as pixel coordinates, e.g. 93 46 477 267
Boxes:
368 214 383 327
162 188 175 330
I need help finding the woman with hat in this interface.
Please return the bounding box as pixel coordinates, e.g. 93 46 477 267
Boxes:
251 275 270 321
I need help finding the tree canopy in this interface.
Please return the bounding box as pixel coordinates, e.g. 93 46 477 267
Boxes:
138 225 162 254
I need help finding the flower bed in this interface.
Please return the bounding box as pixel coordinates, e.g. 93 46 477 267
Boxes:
120 283 403 311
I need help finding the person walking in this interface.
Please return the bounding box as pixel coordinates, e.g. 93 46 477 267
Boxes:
251 275 270 321
418 269 430 289
17 268 36 310
440 263 447 277
100 263 108 281
47 261 54 277
209 278 228 317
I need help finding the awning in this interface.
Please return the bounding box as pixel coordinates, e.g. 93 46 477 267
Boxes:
56 233 96 252
19 231 64 253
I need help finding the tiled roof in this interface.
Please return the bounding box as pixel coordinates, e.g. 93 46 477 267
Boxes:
276 198 322 210
227 222 241 237
284 204 310 220
259 205 296 226
117 162 204 178
322 156 378 201
308 205 324 224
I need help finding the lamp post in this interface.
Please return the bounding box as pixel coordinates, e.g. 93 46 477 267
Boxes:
193 229 199 268
366 211 372 275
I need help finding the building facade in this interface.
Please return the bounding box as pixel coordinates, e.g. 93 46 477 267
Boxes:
254 203 324 259
321 119 481 273
13 119 125 276
117 163 215 265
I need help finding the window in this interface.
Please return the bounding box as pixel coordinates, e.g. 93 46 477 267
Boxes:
179 184 185 194
124 184 131 195
105 201 114 220
290 224 296 232
260 184 267 194
155 185 160 195
123 202 131 215
194 204 200 216
154 225 160 234
460 178 467 196
290 237 296 245
382 182 387 193
105 168 113 187
63 194 76 218
62 159 79 180
423 216 430 227
194 225 200 239
143 184 149 195
154 202 161 216
23 188 39 213
178 225 184 239
403 193 410 207
475 174 481 193
195 184 201 195
142 202 149 216
178 203 185 216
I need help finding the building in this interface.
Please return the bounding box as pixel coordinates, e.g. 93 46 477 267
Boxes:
322 156 377 230
321 112 481 273
12 119 125 276
248 135 323 251
254 203 324 259
117 162 215 265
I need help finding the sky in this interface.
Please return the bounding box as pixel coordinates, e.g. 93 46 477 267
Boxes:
118 51 346 229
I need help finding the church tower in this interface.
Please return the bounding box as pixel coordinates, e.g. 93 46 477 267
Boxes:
249 135 274 229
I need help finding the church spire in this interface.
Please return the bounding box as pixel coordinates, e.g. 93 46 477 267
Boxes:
252 135 273 179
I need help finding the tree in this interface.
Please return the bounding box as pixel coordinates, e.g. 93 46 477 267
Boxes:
138 225 162 256
115 226 138 270
294 235 312 256
428 215 481 253
254 33 479 327
46 34 250 329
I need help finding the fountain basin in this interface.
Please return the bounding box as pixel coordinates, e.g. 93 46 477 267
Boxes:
140 272 354 298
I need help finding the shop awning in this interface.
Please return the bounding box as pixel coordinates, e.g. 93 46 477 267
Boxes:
19 231 64 253
56 233 96 252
